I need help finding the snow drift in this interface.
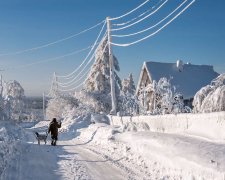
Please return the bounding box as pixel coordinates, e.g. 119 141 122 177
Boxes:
110 111 225 141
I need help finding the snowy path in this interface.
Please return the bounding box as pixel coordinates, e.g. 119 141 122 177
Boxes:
3 119 225 180
2 125 129 180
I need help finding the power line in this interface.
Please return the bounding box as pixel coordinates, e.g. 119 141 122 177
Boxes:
2 46 93 71
57 51 95 86
111 0 195 47
112 0 163 27
0 20 105 57
112 0 187 38
56 40 109 92
56 21 107 79
57 65 91 88
111 0 168 32
109 0 151 21
57 41 108 87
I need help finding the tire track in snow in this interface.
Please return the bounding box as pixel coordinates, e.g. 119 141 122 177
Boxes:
56 148 91 180
62 140 129 180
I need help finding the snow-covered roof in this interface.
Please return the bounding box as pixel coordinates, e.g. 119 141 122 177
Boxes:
137 61 219 99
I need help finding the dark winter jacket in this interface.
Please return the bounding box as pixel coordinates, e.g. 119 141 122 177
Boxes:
48 121 61 138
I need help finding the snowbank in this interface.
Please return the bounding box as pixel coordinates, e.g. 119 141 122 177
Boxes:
110 111 225 141
116 131 225 179
77 122 225 179
0 121 24 177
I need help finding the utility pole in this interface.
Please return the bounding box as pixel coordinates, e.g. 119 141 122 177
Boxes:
54 72 59 96
50 72 58 97
43 92 45 120
106 17 117 115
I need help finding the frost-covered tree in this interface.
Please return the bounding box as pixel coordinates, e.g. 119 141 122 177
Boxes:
152 78 173 114
118 73 138 115
138 77 188 115
2 80 25 120
119 94 139 116
46 94 79 120
122 73 136 95
74 90 108 114
83 37 121 113
0 76 5 119
193 73 225 113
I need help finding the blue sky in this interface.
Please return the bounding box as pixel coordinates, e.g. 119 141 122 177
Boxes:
0 0 224 96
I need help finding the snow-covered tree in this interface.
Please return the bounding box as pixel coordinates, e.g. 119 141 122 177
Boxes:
193 73 225 113
2 80 25 120
138 77 188 115
83 37 121 113
122 73 136 95
46 94 79 120
118 73 138 115
0 76 5 120
118 94 139 116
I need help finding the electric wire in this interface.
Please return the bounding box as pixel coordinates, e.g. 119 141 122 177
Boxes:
57 50 95 86
2 45 93 71
112 0 163 27
57 65 91 88
56 40 109 92
0 20 105 57
55 21 107 79
109 0 150 21
111 0 195 47
57 41 108 87
111 0 168 32
56 33 106 81
112 0 187 38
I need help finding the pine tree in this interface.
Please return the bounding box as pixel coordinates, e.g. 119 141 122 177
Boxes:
122 73 136 95
83 37 121 113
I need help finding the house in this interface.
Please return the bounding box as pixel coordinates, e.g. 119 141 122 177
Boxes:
136 60 219 111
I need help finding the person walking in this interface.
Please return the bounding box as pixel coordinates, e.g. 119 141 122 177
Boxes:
48 118 62 146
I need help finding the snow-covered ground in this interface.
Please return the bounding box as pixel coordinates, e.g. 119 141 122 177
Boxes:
1 113 225 179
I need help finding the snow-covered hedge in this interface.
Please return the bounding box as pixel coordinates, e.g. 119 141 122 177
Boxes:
110 111 225 141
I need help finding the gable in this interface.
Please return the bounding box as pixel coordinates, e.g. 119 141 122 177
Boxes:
136 63 152 95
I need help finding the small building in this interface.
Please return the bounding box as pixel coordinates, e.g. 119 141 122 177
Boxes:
136 60 219 111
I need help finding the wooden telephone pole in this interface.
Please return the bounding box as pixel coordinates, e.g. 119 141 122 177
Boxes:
106 17 117 114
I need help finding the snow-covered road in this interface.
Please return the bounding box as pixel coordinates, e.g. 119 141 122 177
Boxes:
2 123 130 180
2 117 225 180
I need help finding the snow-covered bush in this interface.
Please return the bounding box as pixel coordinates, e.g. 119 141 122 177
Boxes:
120 122 150 132
75 90 110 114
119 94 139 116
46 94 79 120
193 73 225 113
90 113 110 124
